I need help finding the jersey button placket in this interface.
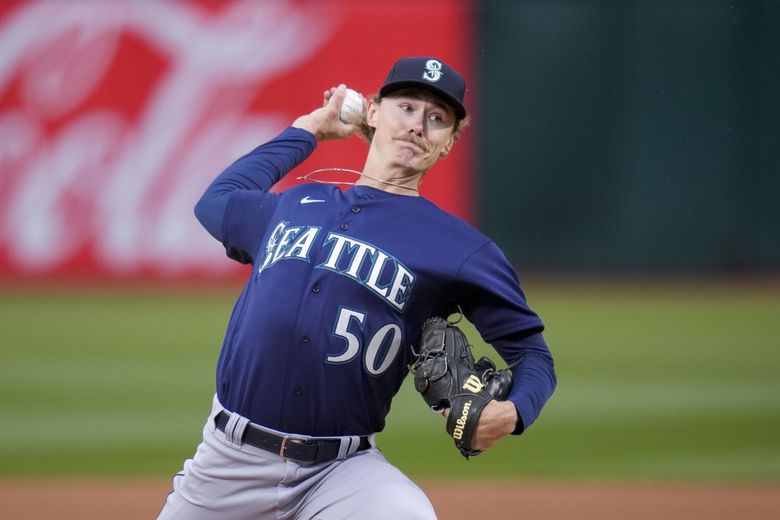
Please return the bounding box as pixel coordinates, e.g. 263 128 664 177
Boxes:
339 201 361 232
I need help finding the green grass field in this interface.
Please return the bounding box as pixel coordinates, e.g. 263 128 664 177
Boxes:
1 279 778 481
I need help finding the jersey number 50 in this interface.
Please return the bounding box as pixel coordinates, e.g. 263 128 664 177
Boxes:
327 307 402 376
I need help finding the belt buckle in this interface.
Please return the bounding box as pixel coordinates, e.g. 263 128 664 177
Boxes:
279 435 310 461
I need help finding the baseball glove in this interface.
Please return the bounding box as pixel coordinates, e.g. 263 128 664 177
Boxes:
410 317 512 458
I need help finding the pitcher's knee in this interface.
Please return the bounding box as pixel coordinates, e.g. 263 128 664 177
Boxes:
366 484 437 520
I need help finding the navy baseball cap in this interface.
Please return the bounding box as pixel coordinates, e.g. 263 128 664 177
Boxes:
379 57 467 120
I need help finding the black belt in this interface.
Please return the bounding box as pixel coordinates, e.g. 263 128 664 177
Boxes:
214 410 371 464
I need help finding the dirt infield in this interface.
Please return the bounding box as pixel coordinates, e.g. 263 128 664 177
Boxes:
1 479 778 519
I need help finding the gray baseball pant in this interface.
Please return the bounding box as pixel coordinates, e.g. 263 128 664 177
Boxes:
156 396 437 520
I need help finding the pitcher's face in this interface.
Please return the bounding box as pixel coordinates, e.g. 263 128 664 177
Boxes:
367 89 457 173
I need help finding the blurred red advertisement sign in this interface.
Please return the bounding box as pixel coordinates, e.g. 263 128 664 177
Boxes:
0 0 473 281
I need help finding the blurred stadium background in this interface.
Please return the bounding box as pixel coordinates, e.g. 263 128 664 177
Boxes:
1 0 778 510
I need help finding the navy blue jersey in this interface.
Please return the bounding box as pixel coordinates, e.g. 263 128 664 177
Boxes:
195 127 556 437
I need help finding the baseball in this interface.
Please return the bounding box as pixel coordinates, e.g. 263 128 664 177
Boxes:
339 87 365 124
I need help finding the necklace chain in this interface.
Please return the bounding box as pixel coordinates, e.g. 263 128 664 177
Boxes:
297 168 420 193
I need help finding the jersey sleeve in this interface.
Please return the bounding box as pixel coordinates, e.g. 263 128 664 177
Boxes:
194 127 317 264
492 331 557 433
452 241 556 432
454 241 543 342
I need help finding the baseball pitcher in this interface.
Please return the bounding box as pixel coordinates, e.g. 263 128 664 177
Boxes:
157 56 556 520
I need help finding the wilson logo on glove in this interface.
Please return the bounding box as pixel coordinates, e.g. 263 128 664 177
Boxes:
452 400 473 440
462 375 484 393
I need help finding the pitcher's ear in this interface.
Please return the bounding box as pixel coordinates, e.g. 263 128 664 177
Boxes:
440 133 458 157
366 100 379 128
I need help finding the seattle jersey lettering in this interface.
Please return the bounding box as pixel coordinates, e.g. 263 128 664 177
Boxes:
259 221 416 311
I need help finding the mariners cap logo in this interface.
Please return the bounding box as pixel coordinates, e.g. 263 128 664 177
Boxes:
422 59 443 82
